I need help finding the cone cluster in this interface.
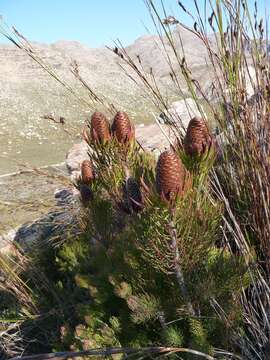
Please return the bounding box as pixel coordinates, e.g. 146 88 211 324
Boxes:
90 112 111 143
156 150 190 202
80 111 215 208
184 117 212 157
112 111 135 144
81 160 94 184
88 111 135 145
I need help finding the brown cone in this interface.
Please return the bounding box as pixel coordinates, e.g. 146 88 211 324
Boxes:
184 117 212 157
111 111 135 144
81 160 94 184
90 112 111 143
156 150 190 202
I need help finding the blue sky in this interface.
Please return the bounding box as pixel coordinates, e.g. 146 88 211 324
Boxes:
0 0 267 47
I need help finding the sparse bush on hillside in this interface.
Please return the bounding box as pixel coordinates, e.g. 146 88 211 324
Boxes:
1 1 270 359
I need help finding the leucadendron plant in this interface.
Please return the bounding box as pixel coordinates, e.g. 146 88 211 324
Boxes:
0 108 249 360
0 1 269 359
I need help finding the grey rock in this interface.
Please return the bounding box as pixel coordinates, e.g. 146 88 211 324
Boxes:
14 206 80 251
159 98 204 134
0 187 82 253
54 187 77 206
136 123 174 154
0 229 17 254
65 142 89 174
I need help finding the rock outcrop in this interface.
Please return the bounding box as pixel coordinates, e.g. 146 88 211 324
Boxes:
0 187 82 254
159 98 203 133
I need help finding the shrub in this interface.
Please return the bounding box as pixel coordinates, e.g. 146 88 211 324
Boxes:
1 1 270 359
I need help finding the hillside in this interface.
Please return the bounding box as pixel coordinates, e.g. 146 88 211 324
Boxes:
0 25 214 174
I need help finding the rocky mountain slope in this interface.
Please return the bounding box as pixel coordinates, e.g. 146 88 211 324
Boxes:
0 24 214 174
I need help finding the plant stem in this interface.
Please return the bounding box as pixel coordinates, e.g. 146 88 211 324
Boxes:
169 220 195 316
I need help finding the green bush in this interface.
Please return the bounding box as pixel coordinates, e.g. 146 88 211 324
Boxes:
1 1 270 359
0 138 250 359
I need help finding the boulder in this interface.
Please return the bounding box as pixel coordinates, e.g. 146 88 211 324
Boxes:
135 123 175 155
0 229 17 254
65 142 89 174
159 98 203 133
0 187 82 253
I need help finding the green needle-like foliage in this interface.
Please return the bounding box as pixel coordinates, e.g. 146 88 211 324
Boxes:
0 131 251 358
2 1 269 359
